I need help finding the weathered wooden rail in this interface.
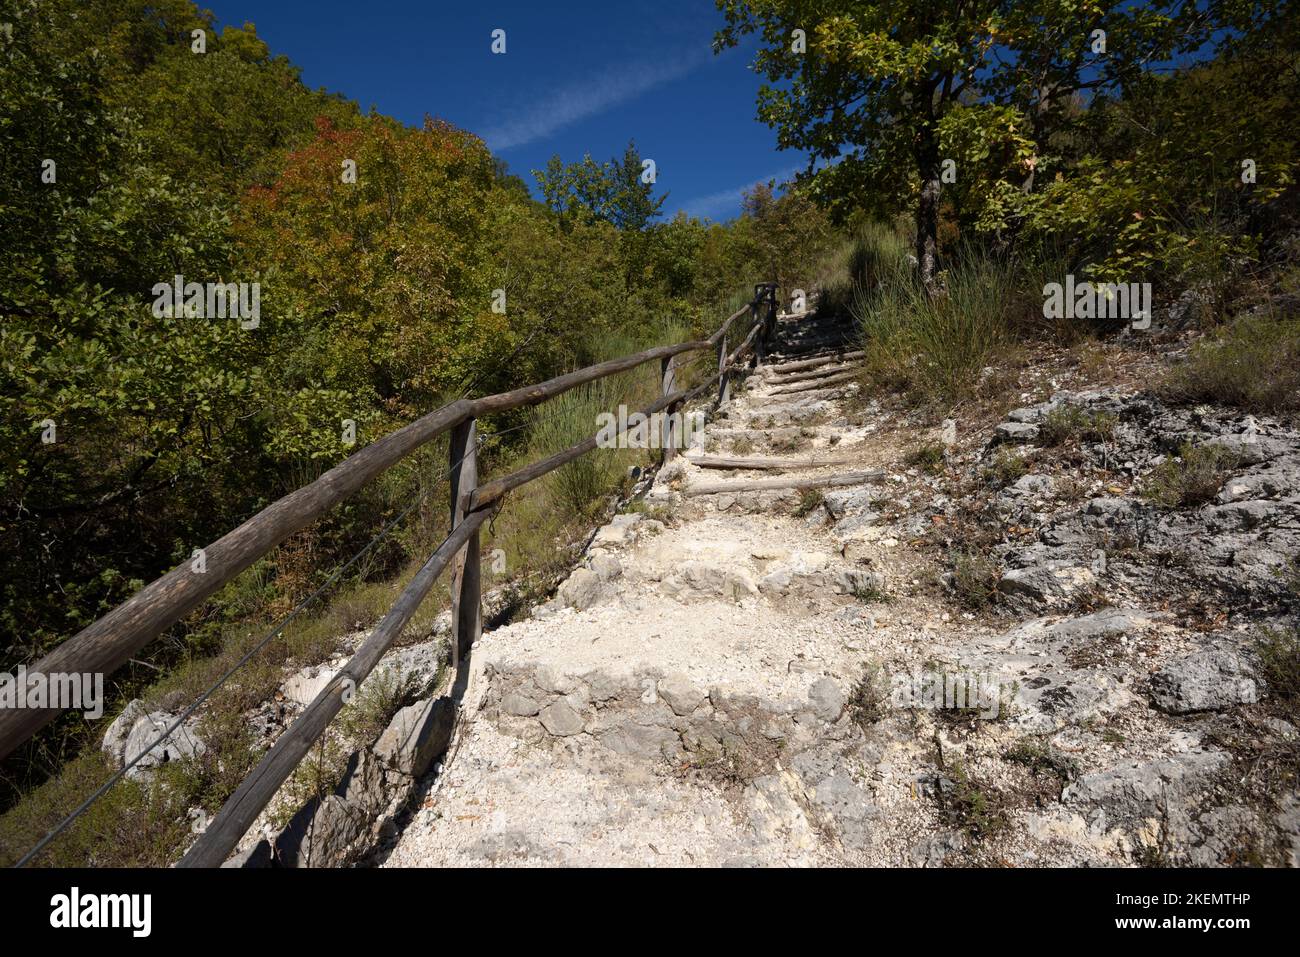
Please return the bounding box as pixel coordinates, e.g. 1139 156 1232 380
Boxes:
5 282 780 867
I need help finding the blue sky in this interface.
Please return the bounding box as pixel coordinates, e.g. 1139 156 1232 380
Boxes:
202 0 806 221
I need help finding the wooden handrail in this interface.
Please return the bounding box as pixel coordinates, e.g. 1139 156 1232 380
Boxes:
178 370 746 866
0 340 718 759
14 281 783 866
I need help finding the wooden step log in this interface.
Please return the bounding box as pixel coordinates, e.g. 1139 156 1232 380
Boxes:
764 361 859 385
767 342 858 360
757 386 849 404
684 453 854 471
708 425 817 440
764 350 865 375
767 370 859 396
774 333 858 349
685 469 884 497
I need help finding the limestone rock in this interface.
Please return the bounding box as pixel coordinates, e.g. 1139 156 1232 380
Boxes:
808 677 844 722
658 672 705 716
374 696 455 777
557 567 604 610
539 700 585 736
122 711 206 778
1150 651 1256 713
500 692 542 717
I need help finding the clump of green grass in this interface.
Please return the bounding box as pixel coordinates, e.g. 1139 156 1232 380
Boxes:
1254 626 1300 702
1161 312 1300 413
851 581 892 604
337 665 433 747
792 488 824 517
906 442 946 475
1038 404 1118 446
852 233 1037 407
527 379 627 517
770 433 810 454
270 736 350 830
1143 442 1240 507
1003 737 1079 785
950 549 1002 609
980 447 1029 489
942 761 1009 841
624 499 672 524
730 435 754 456
849 662 889 729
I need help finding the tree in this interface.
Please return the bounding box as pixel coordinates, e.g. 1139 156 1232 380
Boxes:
714 0 1211 291
740 180 833 294
533 140 665 231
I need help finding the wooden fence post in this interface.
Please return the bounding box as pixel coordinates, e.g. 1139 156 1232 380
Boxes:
761 284 778 358
716 334 730 409
661 354 679 462
448 419 481 673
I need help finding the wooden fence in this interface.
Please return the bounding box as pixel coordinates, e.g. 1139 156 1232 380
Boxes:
4 283 780 866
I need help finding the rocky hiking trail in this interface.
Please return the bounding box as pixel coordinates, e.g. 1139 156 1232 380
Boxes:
369 307 1300 868
131 303 1300 869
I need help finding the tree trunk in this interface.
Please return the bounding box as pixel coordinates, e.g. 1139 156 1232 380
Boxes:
914 124 941 296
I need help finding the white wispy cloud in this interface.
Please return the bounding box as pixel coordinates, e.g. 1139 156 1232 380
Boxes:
480 46 714 152
677 165 805 221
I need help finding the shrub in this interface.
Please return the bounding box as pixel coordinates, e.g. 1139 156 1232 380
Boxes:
1161 312 1300 413
1143 442 1240 507
851 581 892 604
527 379 627 517
849 662 889 728
980 447 1029 488
792 488 824 517
853 242 1036 407
906 443 946 475
1038 405 1118 446
1254 626 1300 701
942 761 1008 841
951 550 1002 609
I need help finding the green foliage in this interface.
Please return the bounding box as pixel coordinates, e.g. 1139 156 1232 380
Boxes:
951 549 1002 610
526 379 627 519
981 448 1029 489
716 0 1211 285
849 662 889 729
1038 405 1118 447
943 761 1008 842
718 0 1295 289
906 443 947 475
533 140 665 232
1254 627 1300 702
792 488 823 517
